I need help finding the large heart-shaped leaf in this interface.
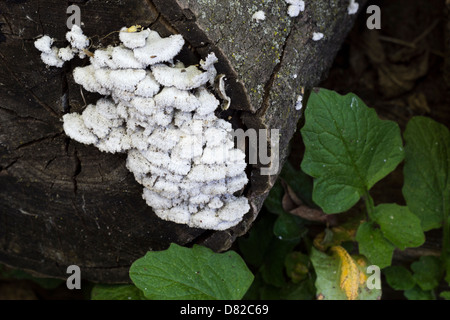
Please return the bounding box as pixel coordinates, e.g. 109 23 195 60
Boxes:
301 89 404 213
383 266 415 291
411 256 443 291
403 117 450 283
355 222 395 269
129 243 254 300
403 116 450 231
372 204 425 250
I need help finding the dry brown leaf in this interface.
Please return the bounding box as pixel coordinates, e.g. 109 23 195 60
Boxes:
313 224 357 251
360 29 431 97
360 30 386 65
280 179 302 211
290 205 338 226
377 50 429 97
407 92 431 114
280 179 337 226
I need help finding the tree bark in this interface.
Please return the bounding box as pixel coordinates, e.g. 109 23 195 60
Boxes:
0 0 362 282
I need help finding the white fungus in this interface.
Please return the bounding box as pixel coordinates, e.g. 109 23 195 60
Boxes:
40 47 64 67
66 24 89 51
34 35 53 53
35 25 90 67
285 0 305 17
119 27 150 49
252 10 266 21
151 63 210 91
347 0 359 15
295 95 303 111
200 53 219 86
58 46 76 61
133 31 185 65
35 25 250 231
312 32 324 41
287 5 301 18
111 46 146 69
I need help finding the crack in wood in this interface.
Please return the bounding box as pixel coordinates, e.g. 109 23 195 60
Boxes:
0 52 60 118
1 13 13 34
61 119 83 195
147 11 161 29
0 35 44 41
61 63 70 114
145 0 178 35
72 148 81 194
0 106 49 124
44 155 58 170
0 157 20 172
16 131 63 150
36 0 45 35
260 25 294 116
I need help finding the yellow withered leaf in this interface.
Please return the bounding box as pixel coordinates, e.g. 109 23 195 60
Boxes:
126 25 142 33
355 256 368 285
313 222 358 251
331 246 360 300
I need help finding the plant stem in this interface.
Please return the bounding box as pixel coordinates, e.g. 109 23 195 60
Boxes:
363 190 375 221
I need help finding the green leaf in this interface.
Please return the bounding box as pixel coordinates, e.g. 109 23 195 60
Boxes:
356 222 395 269
273 212 307 241
310 248 346 300
446 224 450 285
301 89 404 213
411 256 443 291
260 278 316 300
242 273 265 300
440 291 450 300
238 213 276 268
280 161 315 207
91 284 146 300
129 243 254 300
372 204 425 250
260 238 299 287
285 252 311 284
404 285 434 300
239 212 299 288
263 179 286 215
383 266 415 291
403 116 450 231
310 247 381 300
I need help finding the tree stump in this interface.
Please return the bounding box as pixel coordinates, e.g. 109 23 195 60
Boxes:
0 0 362 282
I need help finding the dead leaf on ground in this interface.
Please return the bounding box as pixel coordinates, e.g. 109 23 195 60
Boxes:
280 179 302 211
359 30 431 98
407 92 431 114
331 246 360 300
313 224 357 251
280 179 338 226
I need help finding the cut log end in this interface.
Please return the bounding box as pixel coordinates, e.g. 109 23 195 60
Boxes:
0 0 363 282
